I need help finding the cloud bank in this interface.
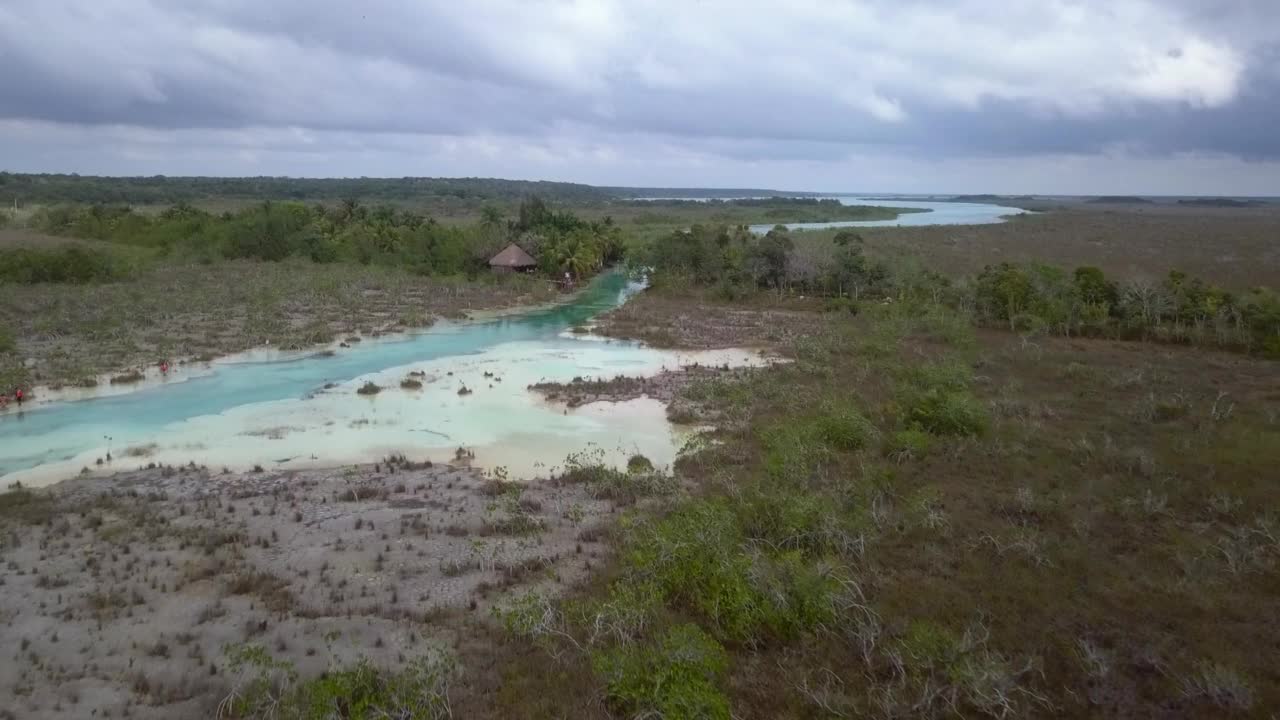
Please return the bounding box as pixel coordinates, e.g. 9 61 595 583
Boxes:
1 0 1277 193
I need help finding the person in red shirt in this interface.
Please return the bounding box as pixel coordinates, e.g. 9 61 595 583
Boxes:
160 360 169 375
14 387 23 406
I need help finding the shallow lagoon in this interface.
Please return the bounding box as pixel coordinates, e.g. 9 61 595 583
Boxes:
1 196 1026 487
749 196 1027 233
0 274 770 487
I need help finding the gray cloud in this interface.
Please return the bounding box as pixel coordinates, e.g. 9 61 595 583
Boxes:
1 0 1278 191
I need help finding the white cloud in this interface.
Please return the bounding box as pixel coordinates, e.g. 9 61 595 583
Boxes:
0 0 1277 188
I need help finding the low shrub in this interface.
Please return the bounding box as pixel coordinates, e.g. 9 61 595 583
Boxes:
896 361 988 437
618 499 841 642
0 245 126 284
626 454 655 473
760 403 877 480
884 428 931 461
593 624 730 720
220 643 457 719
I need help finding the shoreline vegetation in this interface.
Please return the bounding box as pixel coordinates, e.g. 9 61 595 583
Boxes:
1 195 924 393
618 197 929 226
0 196 627 392
1 176 1279 718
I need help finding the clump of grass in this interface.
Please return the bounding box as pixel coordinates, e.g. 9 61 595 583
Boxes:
399 378 423 390
357 381 381 395
109 369 146 385
896 360 987 437
0 487 56 525
219 643 457 719
593 624 730 720
1180 661 1254 710
760 402 877 480
626 454 655 474
884 428 931 462
616 499 841 641
561 454 676 505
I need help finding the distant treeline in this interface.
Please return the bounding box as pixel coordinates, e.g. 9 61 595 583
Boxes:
0 173 811 206
645 223 1280 357
0 173 615 205
1086 196 1154 204
603 186 799 199
7 197 624 283
626 197 837 207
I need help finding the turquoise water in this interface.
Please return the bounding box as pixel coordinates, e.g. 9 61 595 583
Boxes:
1 195 1027 486
3 273 746 485
749 196 1026 233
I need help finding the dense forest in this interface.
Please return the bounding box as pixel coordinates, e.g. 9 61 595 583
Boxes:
0 173 616 206
601 186 800 199
0 173 806 206
2 197 625 283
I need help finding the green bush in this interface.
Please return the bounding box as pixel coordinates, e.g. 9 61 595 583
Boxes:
750 550 840 637
813 406 878 451
897 361 988 437
735 486 835 555
627 453 655 473
619 498 841 641
220 643 456 720
622 501 761 639
593 624 730 720
0 327 15 354
0 246 125 283
904 387 988 436
760 403 876 480
885 428 932 460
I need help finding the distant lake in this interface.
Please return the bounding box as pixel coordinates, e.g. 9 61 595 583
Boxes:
747 196 1029 233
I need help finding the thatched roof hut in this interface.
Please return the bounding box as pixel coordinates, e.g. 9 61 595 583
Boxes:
488 243 537 272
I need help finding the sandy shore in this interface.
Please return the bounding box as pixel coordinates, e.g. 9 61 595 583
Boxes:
0 457 640 719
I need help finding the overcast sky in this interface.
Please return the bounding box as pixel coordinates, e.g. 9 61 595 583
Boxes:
2 0 1278 194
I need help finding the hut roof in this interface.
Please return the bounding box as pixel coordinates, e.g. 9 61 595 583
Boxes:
489 243 537 268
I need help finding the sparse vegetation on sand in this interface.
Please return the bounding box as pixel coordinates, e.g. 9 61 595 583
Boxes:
476 249 1280 717
0 457 654 718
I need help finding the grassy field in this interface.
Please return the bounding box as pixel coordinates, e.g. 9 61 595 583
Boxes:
470 285 1280 719
844 205 1280 289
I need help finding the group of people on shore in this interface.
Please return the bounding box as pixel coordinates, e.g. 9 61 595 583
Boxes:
1 359 172 413
0 386 23 411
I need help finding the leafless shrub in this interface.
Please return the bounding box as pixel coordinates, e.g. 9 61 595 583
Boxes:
1180 661 1253 710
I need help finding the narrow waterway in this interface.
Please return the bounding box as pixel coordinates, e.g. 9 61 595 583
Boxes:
0 273 769 487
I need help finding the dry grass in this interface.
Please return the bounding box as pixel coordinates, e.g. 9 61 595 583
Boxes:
480 286 1280 718
0 259 557 389
850 205 1280 289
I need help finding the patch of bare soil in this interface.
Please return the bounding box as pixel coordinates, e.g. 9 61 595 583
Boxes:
592 289 827 351
0 457 628 719
530 366 728 406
